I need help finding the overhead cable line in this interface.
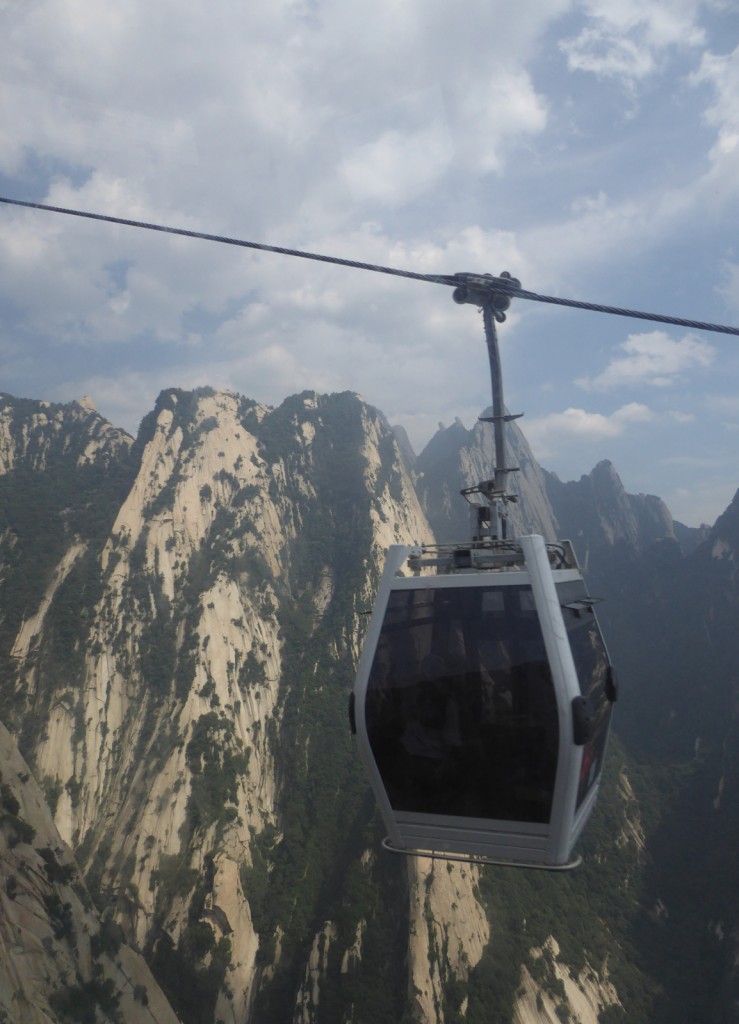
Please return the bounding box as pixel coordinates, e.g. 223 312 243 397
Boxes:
0 196 451 286
1 194 738 338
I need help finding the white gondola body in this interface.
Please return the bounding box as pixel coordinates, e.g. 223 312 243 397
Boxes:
353 535 614 868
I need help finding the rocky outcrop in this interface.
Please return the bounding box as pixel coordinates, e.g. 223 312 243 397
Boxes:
0 393 132 474
513 938 620 1024
407 858 489 1023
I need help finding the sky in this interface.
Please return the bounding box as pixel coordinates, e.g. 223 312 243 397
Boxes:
1 0 738 526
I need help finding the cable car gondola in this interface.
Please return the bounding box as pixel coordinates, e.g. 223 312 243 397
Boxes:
351 274 617 869
352 535 616 868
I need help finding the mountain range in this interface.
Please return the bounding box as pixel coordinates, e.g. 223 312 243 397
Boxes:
0 387 736 1024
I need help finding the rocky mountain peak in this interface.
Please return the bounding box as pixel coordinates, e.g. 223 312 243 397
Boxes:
0 393 132 475
545 458 675 556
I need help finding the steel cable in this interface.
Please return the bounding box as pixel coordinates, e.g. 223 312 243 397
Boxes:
0 196 454 286
2 195 738 337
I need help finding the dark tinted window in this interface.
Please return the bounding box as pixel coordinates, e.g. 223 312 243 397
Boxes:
557 581 613 810
365 584 559 824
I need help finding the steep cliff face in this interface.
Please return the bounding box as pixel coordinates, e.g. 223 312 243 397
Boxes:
0 721 179 1024
0 393 137 751
406 858 489 1022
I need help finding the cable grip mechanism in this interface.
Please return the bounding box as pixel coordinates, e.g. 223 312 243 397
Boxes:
451 271 522 322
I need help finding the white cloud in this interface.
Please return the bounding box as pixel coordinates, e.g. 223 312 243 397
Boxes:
450 69 548 175
692 45 739 134
525 401 654 458
576 330 716 390
513 182 705 295
339 121 453 206
561 27 657 82
691 45 739 199
560 0 705 86
0 0 565 225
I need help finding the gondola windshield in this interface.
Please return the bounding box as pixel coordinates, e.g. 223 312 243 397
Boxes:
365 584 559 825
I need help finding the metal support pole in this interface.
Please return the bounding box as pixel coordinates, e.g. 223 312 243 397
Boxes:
452 271 522 544
482 301 508 502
